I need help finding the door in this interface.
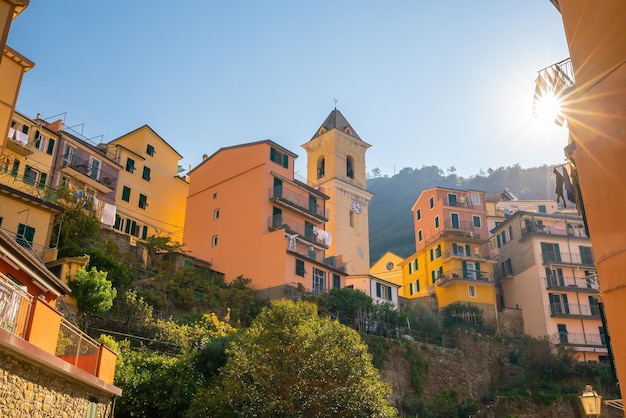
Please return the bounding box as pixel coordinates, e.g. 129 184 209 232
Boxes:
273 178 282 198
557 324 568 344
451 213 460 229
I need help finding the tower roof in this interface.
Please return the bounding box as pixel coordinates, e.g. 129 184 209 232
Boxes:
309 109 362 141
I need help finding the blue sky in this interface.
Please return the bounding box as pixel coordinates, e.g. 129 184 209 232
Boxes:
8 1 569 178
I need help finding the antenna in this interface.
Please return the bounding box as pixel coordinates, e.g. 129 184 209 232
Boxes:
333 98 338 109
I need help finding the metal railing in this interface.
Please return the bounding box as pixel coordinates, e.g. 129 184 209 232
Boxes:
550 302 600 317
552 332 605 347
0 227 53 261
0 275 33 338
442 248 495 260
56 317 101 376
436 269 493 286
542 251 595 266
522 223 588 238
546 275 599 291
268 214 328 247
269 186 328 219
0 169 62 204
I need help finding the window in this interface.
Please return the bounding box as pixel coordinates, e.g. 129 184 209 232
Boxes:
317 157 325 179
46 138 55 155
496 234 502 248
138 193 148 209
346 156 354 178
557 324 568 343
121 186 131 202
213 192 217 199
549 293 569 315
418 229 423 242
434 216 440 229
508 225 513 240
538 204 547 213
333 274 341 289
34 132 45 151
472 215 481 228
125 158 135 173
86 397 99 418
375 283 392 301
38 172 47 188
146 144 155 156
468 285 477 298
142 225 148 240
11 159 19 176
409 282 413 296
450 213 460 228
63 145 75 166
429 197 434 209
211 235 218 247
471 193 481 205
295 259 305 276
447 194 458 206
312 268 326 295
16 223 35 248
270 147 289 168
579 246 594 265
408 258 418 274
546 267 564 287
416 208 421 220
89 157 100 179
541 242 561 263
142 166 151 181
23 165 38 184
213 208 220 220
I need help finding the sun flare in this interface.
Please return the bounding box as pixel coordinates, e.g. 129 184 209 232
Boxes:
534 91 563 123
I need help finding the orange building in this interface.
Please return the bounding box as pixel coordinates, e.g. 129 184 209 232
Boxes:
184 139 347 297
544 0 626 406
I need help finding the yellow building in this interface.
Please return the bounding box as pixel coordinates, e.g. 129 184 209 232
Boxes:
403 187 497 323
102 125 188 244
302 109 374 275
370 251 404 296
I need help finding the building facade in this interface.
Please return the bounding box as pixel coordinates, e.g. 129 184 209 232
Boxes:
184 139 347 297
491 209 605 361
301 109 373 275
404 187 497 318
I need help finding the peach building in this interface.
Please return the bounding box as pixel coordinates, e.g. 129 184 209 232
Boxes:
184 139 347 297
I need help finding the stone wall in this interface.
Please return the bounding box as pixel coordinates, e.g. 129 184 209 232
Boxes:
0 350 114 417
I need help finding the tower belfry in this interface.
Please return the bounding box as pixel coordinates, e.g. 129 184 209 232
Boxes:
302 109 373 275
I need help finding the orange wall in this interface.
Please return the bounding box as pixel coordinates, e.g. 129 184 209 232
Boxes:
557 1 626 406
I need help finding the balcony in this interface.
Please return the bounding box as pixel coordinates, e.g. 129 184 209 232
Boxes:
549 302 600 318
60 155 117 192
269 186 328 222
436 269 493 287
552 332 605 348
6 128 34 157
1 227 58 263
425 220 485 246
546 275 599 293
542 251 595 267
0 274 117 384
442 248 496 262
444 196 474 209
285 235 347 272
269 214 329 248
0 169 62 206
521 223 588 238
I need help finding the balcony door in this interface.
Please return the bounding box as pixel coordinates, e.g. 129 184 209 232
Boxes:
451 213 460 229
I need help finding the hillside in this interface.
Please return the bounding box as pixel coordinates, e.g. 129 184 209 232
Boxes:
367 164 556 263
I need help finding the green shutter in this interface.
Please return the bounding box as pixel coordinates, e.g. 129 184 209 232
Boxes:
46 138 55 155
409 283 413 295
142 225 148 240
465 244 471 256
376 283 382 298
387 286 392 300
283 154 289 168
416 280 420 292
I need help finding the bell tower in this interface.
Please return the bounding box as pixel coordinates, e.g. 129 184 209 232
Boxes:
301 108 373 275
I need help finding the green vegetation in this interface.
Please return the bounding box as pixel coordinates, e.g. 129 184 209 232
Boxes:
68 265 117 327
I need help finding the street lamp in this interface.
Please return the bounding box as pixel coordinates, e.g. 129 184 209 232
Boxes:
579 385 602 417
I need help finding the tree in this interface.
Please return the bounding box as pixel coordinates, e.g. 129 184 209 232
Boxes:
51 188 102 257
194 300 397 417
68 266 117 328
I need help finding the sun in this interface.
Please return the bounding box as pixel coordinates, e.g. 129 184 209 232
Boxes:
534 91 564 124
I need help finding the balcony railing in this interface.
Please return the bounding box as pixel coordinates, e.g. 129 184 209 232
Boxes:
0 227 56 262
444 197 474 209
549 302 600 318
521 223 588 238
269 186 328 220
436 269 493 287
0 274 116 383
0 168 62 205
269 214 328 248
546 275 599 292
552 332 605 347
0 276 32 338
542 251 595 266
61 155 117 190
56 318 101 376
442 248 495 261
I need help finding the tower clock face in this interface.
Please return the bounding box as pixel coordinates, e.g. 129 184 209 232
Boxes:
351 200 362 214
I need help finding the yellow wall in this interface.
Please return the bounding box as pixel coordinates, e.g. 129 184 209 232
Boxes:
108 126 187 244
370 251 404 294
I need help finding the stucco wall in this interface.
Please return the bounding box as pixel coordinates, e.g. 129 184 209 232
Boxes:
0 349 114 417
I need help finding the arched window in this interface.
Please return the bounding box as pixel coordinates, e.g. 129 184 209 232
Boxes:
346 156 354 179
317 157 325 179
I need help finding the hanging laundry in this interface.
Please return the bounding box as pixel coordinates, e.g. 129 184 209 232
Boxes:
101 203 117 227
553 167 566 207
562 166 575 204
